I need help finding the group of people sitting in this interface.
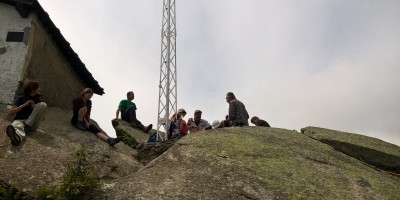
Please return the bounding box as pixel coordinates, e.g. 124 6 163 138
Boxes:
158 92 271 141
5 80 270 147
5 81 151 147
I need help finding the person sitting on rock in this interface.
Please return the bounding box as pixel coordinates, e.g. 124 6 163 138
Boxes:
71 88 121 147
115 91 152 133
187 110 212 133
168 108 188 139
6 80 47 146
250 116 271 127
223 92 249 127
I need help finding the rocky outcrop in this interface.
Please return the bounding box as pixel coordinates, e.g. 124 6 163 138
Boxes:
301 126 400 175
112 119 176 165
0 108 142 195
112 119 152 143
2 110 400 199
104 127 400 200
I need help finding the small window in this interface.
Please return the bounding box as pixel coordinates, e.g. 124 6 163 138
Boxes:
6 32 24 42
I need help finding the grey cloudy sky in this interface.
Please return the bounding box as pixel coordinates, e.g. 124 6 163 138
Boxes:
39 0 400 145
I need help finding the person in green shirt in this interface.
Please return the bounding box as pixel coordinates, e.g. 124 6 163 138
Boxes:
115 91 152 133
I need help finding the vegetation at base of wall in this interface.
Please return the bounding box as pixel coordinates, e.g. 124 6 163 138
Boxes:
121 133 139 149
36 148 98 200
36 186 57 200
0 181 33 200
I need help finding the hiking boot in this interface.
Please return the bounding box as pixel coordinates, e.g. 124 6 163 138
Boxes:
108 137 122 147
75 120 85 130
144 124 153 133
6 125 21 146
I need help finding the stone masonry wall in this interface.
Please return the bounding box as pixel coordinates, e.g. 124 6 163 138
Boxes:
25 16 86 110
0 4 32 105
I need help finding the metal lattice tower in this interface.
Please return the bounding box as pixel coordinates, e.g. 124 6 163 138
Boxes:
157 0 177 141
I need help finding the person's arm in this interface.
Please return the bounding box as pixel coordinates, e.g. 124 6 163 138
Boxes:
228 101 236 121
7 100 34 116
116 107 122 119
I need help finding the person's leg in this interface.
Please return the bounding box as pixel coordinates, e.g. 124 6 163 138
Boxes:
88 125 121 147
223 120 232 127
74 106 87 130
127 107 152 132
24 102 47 131
96 132 109 142
6 120 25 145
78 106 87 121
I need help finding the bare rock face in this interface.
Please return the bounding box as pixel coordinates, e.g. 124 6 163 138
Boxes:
105 127 400 200
301 126 400 175
2 112 400 199
0 108 142 195
112 119 151 143
112 119 176 165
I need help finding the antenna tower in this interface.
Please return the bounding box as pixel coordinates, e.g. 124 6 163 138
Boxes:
157 0 177 141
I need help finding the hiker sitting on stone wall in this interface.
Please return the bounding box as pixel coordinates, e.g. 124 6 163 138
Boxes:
115 91 152 133
187 110 212 133
6 80 47 146
223 92 249 127
71 88 121 147
250 116 271 127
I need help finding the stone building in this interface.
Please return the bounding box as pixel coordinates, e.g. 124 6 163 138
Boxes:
0 0 104 112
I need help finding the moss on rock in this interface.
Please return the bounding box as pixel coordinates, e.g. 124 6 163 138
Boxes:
109 127 400 199
301 127 400 174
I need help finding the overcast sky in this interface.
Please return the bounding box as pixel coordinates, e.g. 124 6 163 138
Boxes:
39 0 400 145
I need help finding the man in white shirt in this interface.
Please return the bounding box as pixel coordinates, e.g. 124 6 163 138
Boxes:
187 110 212 133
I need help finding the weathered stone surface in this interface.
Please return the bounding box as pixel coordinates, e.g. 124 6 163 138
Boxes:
105 127 400 200
301 126 400 174
112 119 176 165
0 108 142 195
3 111 400 199
112 119 152 143
136 140 176 165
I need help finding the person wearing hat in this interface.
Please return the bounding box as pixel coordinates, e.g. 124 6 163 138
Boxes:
224 92 249 127
187 110 212 133
168 108 188 139
71 88 122 147
115 91 152 133
250 116 271 127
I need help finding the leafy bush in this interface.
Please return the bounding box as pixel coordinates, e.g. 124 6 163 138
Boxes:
36 148 98 200
121 133 139 149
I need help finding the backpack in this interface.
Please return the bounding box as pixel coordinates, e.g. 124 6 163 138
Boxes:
147 133 162 143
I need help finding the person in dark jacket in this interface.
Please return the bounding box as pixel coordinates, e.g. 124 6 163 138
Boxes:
71 88 121 147
251 116 271 127
6 80 47 146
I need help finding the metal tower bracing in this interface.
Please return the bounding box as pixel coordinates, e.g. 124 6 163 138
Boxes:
157 0 177 141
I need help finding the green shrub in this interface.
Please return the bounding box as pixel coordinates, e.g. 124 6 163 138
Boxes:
59 148 98 199
36 186 57 200
36 148 98 200
121 133 139 149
